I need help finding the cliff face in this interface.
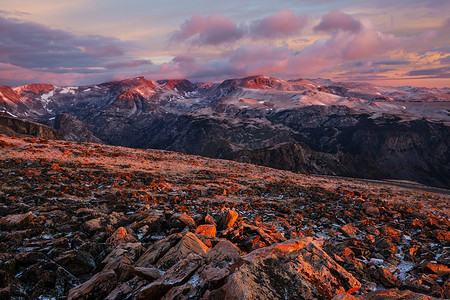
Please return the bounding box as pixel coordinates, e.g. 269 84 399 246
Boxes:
0 115 63 140
51 113 103 143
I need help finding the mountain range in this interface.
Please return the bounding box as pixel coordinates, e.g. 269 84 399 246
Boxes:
1 75 449 188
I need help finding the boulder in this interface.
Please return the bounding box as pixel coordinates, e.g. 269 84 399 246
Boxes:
136 234 182 268
357 289 437 299
15 251 46 266
152 240 242 299
0 212 35 229
156 232 209 270
67 270 117 300
223 238 360 300
364 206 380 216
195 224 216 237
82 218 103 233
177 214 196 229
102 251 133 280
341 224 358 237
219 210 238 230
198 240 242 289
375 268 400 288
134 254 203 300
55 250 96 276
129 266 164 281
106 227 137 247
204 215 216 226
105 283 133 300
426 262 450 277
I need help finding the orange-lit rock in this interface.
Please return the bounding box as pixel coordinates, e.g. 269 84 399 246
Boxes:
176 213 196 229
195 224 216 237
220 210 238 230
426 262 450 277
156 232 209 270
224 239 360 300
106 227 137 247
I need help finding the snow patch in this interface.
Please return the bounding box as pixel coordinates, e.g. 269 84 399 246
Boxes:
0 110 17 118
60 87 76 95
40 90 55 109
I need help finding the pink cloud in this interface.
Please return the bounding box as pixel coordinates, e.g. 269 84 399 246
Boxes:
228 44 290 75
287 19 437 75
249 9 307 39
314 9 361 33
170 14 244 45
145 14 437 83
170 10 307 47
0 15 131 72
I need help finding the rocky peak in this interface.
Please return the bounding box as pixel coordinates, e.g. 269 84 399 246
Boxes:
117 90 144 101
113 76 158 94
13 83 56 96
218 75 283 91
0 86 21 103
238 75 283 89
156 79 197 93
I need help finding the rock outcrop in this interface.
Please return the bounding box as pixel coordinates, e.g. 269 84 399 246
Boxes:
0 115 63 140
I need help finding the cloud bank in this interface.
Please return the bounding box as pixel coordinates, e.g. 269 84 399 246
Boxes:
170 9 307 46
0 7 447 87
0 15 132 73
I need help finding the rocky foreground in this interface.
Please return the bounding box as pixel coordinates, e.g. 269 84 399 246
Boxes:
0 134 449 299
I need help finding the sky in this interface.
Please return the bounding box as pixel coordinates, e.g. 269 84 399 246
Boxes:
0 0 449 87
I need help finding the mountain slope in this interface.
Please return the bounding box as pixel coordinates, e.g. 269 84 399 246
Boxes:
0 134 448 299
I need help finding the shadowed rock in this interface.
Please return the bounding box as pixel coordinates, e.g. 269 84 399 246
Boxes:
67 270 117 300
